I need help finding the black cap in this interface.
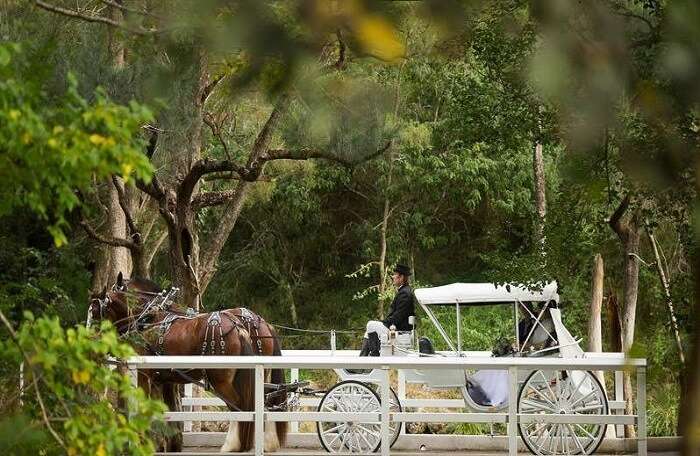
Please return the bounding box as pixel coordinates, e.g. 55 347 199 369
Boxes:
393 263 412 277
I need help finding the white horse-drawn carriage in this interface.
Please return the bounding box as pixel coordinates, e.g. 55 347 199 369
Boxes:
314 282 609 455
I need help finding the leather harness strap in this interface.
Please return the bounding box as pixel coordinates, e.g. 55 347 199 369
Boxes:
229 308 264 355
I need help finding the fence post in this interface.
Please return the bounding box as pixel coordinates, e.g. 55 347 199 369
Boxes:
127 363 138 427
615 369 624 437
637 367 647 456
508 366 518 456
183 383 193 432
398 369 406 434
380 367 390 456
255 365 265 456
290 368 299 434
330 330 336 355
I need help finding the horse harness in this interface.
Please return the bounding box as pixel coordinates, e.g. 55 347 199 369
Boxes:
199 311 248 356
230 307 265 355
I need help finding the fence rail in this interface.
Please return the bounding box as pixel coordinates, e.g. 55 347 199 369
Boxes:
126 353 646 456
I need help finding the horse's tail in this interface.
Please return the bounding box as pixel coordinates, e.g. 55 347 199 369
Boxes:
270 329 288 447
234 332 256 452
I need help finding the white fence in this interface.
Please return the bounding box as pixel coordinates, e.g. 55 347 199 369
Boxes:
182 350 631 437
126 352 647 456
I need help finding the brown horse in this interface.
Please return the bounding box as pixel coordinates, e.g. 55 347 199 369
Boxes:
87 273 288 452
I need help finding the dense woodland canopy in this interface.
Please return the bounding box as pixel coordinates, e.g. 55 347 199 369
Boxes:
1 0 699 454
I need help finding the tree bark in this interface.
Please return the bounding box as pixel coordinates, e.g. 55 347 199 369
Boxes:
606 293 622 353
609 195 640 438
156 46 209 310
588 254 605 384
377 197 390 319
89 4 129 292
533 141 547 248
648 230 685 365
199 182 250 294
109 180 132 277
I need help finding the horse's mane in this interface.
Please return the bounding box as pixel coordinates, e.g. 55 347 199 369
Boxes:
129 276 163 293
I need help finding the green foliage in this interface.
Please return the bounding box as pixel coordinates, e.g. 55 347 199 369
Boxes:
0 412 50 455
0 43 154 246
0 314 165 455
648 381 680 437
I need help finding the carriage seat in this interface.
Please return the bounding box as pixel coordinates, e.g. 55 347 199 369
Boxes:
387 315 416 351
395 331 413 347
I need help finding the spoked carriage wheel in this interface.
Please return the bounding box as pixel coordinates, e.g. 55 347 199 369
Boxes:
518 370 608 455
316 380 402 453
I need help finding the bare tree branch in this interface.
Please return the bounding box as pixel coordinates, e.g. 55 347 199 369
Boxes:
201 74 226 106
80 219 136 249
34 0 158 34
135 173 166 200
609 193 631 242
192 190 242 210
178 159 251 209
261 140 392 166
203 112 232 162
203 173 272 182
100 0 160 19
111 176 139 239
144 229 168 273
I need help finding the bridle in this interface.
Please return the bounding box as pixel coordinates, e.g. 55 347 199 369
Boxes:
86 279 180 335
86 294 112 329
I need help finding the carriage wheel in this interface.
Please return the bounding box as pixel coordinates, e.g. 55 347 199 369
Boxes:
316 380 401 453
518 370 608 455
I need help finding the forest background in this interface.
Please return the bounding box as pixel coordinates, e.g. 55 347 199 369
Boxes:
1 0 699 454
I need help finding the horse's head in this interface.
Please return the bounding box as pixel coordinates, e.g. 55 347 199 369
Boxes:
87 284 127 332
86 272 163 333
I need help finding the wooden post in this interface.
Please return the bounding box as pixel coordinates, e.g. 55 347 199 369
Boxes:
290 368 299 434
380 367 390 456
255 365 264 456
508 367 518 456
588 254 605 384
637 367 647 455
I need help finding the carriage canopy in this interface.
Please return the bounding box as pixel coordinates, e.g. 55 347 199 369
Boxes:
414 281 559 306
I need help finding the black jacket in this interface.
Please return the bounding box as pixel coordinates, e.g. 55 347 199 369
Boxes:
383 284 415 331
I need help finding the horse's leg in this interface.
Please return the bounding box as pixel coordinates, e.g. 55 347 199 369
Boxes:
222 421 240 453
138 372 168 452
162 382 184 452
208 369 246 453
269 331 288 449
263 369 281 452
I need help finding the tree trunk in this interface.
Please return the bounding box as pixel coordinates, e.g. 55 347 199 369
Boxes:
199 182 251 294
609 195 640 438
606 293 622 353
648 230 685 365
109 181 132 277
588 254 605 384
286 282 298 326
377 196 390 319
90 6 129 292
533 141 547 248
157 46 208 310
168 203 202 309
